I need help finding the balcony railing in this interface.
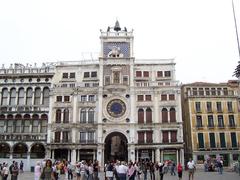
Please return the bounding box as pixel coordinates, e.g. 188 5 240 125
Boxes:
0 134 47 141
228 124 236 128
52 139 72 143
79 140 97 144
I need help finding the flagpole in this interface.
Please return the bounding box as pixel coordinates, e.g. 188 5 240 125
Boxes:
232 0 240 61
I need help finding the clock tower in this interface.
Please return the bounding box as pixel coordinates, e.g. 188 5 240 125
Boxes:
98 21 136 164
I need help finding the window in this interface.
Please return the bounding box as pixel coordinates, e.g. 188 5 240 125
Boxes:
196 115 202 127
199 88 204 96
195 102 201 112
138 109 144 124
219 133 226 148
56 96 62 102
62 131 68 142
217 88 221 95
228 115 235 127
123 76 128 85
56 109 61 123
198 133 204 148
32 119 39 133
9 88 16 105
55 132 60 142
208 115 214 128
227 102 233 112
161 94 167 101
164 71 171 77
209 133 216 148
169 94 175 100
205 88 210 95
26 88 33 105
23 120 30 133
88 132 95 143
89 95 95 102
218 115 224 128
193 88 197 96
223 88 228 95
211 88 216 95
143 71 149 77
146 131 153 143
146 108 152 123
91 71 97 77
162 131 169 143
62 73 68 78
157 71 163 77
80 109 87 123
171 131 177 142
162 108 168 123
1 88 8 105
88 109 94 123
137 95 144 101
15 120 22 133
145 95 151 101
84 72 90 78
231 132 237 148
70 72 75 78
216 102 222 112
34 88 41 105
170 108 176 122
18 88 24 105
80 132 86 143
105 76 110 85
7 120 13 133
138 132 144 143
113 71 120 84
136 71 142 77
42 88 50 105
40 120 47 133
206 102 212 112
81 95 87 102
63 109 69 123
0 120 4 133
64 96 70 102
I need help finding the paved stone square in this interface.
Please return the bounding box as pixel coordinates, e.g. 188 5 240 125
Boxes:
16 170 240 180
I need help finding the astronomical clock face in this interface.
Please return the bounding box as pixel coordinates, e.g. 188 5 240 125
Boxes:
107 99 126 118
103 42 130 58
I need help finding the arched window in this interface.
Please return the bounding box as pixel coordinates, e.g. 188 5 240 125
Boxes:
34 87 41 105
138 109 144 124
63 109 69 123
13 143 28 159
162 108 168 123
88 109 94 123
9 88 16 105
42 87 50 105
23 114 30 133
170 108 176 122
18 88 24 105
80 109 87 123
146 108 152 123
32 114 39 133
1 88 8 105
56 109 61 123
26 88 33 105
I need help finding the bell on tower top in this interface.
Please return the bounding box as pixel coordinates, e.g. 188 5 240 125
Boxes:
114 20 121 32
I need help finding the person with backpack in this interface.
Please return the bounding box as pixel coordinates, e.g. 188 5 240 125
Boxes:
177 163 183 180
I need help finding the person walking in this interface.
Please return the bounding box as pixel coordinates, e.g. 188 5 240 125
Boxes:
116 161 127 180
34 161 41 180
177 163 183 180
127 162 135 180
11 162 19 180
170 161 176 176
187 158 195 180
158 162 164 180
2 163 9 180
40 159 56 180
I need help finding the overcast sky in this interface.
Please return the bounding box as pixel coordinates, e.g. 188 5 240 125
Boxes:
0 0 239 83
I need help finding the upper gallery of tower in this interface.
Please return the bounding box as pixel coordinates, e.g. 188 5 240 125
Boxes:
100 21 134 59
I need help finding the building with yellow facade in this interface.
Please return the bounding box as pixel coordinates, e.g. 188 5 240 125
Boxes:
182 81 240 166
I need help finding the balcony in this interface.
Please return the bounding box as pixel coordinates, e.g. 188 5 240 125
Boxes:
207 125 215 129
0 134 47 141
52 139 72 144
79 140 97 144
228 124 236 128
196 125 204 130
217 125 225 129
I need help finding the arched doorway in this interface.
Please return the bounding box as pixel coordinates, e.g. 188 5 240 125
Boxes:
13 143 28 158
0 143 10 158
104 132 128 163
30 143 45 158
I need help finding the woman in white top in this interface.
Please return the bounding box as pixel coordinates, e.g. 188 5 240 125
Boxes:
34 161 41 180
2 163 9 180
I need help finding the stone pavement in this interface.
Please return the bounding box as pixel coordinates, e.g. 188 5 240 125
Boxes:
16 170 240 180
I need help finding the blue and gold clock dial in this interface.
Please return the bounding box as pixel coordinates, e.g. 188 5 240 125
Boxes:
107 99 126 118
103 42 130 58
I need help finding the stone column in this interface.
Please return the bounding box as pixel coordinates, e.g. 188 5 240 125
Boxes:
155 148 160 163
71 149 76 163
